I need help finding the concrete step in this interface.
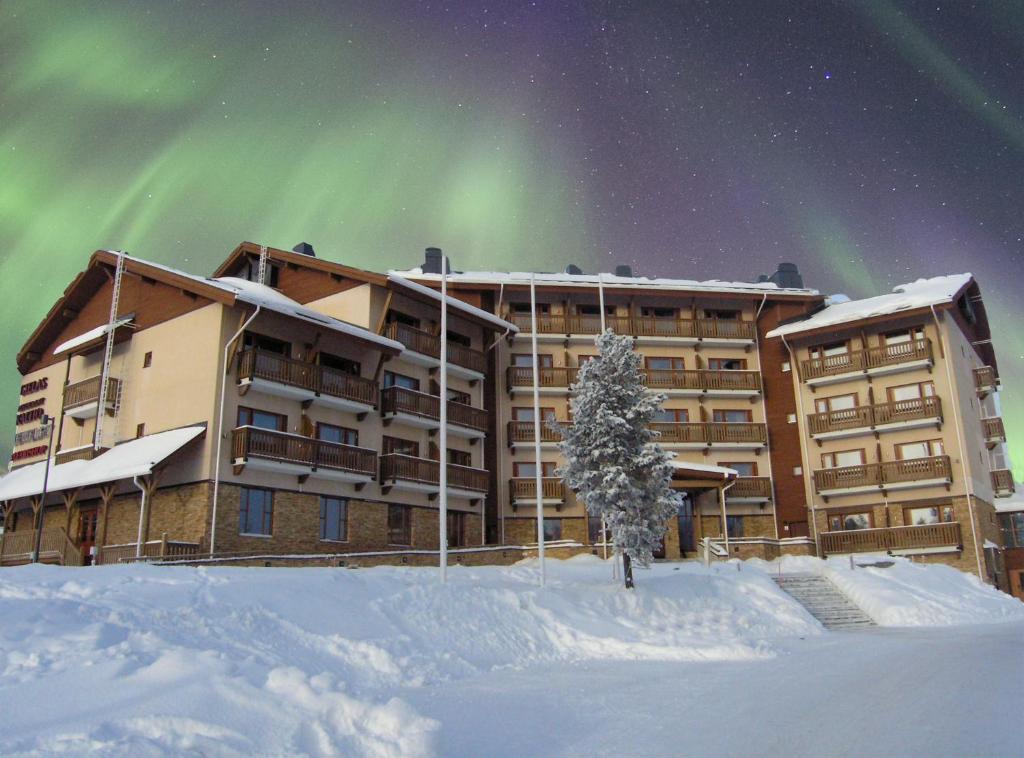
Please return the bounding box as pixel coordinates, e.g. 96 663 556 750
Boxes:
773 574 876 631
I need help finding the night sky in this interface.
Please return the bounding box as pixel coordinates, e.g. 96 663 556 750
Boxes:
1 1 1021 470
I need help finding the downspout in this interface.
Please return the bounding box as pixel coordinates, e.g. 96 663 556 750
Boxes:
781 334 819 552
209 305 262 557
752 293 779 539
930 304 984 580
133 476 148 558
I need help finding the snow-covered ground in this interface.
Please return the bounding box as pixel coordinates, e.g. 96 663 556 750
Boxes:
0 556 1020 756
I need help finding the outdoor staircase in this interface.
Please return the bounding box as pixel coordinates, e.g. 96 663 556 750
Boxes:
773 573 876 631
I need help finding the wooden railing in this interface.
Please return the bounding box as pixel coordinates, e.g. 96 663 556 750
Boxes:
981 417 1006 442
507 366 579 388
813 455 951 492
232 427 377 477
801 339 932 380
508 420 568 443
0 528 81 566
643 369 762 393
64 375 119 410
821 522 961 555
807 396 942 436
0 530 36 563
55 446 105 465
97 537 202 565
649 422 767 445
384 323 487 374
238 348 378 407
973 366 998 392
991 469 1015 495
506 313 755 340
509 477 565 503
726 477 773 500
380 386 487 431
379 454 488 492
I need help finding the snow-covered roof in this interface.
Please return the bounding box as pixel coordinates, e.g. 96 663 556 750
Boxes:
0 425 206 502
392 268 819 297
386 274 519 332
53 316 134 355
670 459 738 479
766 274 973 339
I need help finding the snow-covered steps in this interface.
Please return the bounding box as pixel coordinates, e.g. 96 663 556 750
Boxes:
773 574 876 631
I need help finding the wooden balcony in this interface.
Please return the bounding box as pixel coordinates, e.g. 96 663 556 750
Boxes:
821 522 961 555
379 453 489 497
973 366 999 397
991 469 1015 498
726 477 773 502
237 348 378 413
64 375 119 419
507 313 755 342
231 426 377 484
509 477 565 506
96 538 202 564
507 366 579 393
54 445 106 465
384 322 487 378
981 417 1006 447
0 527 82 566
380 386 488 438
650 422 767 448
813 455 952 496
643 369 762 396
807 396 942 438
800 339 933 384
508 420 566 446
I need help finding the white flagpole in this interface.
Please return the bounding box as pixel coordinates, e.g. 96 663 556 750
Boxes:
439 254 449 582
597 273 609 564
530 272 546 587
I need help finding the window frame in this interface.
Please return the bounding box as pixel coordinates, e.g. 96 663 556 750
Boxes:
236 406 287 431
712 408 753 423
895 439 944 460
387 504 412 546
319 496 349 542
828 511 874 531
239 487 274 537
821 448 866 469
316 422 359 447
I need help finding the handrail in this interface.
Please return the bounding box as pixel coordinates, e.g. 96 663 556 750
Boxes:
509 477 564 502
813 455 951 492
237 348 378 406
807 396 942 435
232 426 377 476
506 313 755 340
801 338 932 380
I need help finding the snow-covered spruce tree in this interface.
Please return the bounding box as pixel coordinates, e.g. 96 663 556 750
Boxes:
555 329 681 588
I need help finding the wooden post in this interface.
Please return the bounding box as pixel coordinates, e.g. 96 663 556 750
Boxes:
160 532 168 558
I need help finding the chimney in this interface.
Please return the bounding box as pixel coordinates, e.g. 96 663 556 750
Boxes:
422 246 450 274
564 264 583 275
614 264 632 278
769 263 803 289
292 242 315 257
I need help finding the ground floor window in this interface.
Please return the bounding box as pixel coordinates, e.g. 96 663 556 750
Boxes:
726 515 744 538
319 497 348 542
447 511 466 547
904 505 954 526
388 505 412 545
542 518 562 542
587 515 609 544
828 511 872 531
239 487 273 535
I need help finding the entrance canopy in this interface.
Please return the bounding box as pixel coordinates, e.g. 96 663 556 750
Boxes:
0 425 206 503
670 460 738 484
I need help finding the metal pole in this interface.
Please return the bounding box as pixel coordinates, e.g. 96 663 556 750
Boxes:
31 415 56 563
530 273 545 587
597 273 609 563
439 255 449 582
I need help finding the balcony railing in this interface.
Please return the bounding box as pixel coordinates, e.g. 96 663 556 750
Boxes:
507 366 579 389
991 469 1015 497
384 323 487 375
981 417 1006 445
807 396 942 436
238 348 378 407
232 426 377 477
0 527 82 566
649 422 767 446
64 375 119 411
54 446 105 465
973 366 999 395
509 477 565 503
380 386 488 432
379 453 489 492
644 369 762 393
726 477 773 500
506 313 755 340
801 339 932 381
508 420 566 444
821 522 961 555
813 455 951 493
96 538 202 564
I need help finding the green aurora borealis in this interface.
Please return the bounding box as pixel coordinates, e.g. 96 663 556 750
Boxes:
0 1 1021 472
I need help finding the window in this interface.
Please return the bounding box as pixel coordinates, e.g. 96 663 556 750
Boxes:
896 439 944 459
646 356 685 370
652 408 689 422
319 497 348 541
810 341 849 359
641 306 677 318
383 436 419 457
512 407 556 421
387 505 412 545
136 423 145 438
576 304 615 316
243 332 289 355
576 354 599 367
383 371 420 391
882 326 924 345
706 357 747 371
319 352 360 375
239 487 273 536
957 294 977 325
237 407 286 431
143 351 153 368
814 394 857 414
726 516 744 538
588 516 609 544
887 382 935 402
723 461 757 477
1001 512 1024 548
703 309 739 320
447 511 466 547
821 449 866 468
448 448 472 467
514 461 556 477
317 423 358 446
510 302 550 315
511 353 553 368
829 512 872 531
386 311 421 329
713 409 752 423
542 518 562 541
446 388 471 405
446 330 471 347
904 505 954 526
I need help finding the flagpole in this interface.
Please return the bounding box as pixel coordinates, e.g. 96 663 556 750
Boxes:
530 272 546 587
439 254 449 583
597 272 609 564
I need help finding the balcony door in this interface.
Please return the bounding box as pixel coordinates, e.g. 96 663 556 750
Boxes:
237 407 286 431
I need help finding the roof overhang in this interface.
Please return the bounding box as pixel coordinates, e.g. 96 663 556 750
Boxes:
387 274 519 333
